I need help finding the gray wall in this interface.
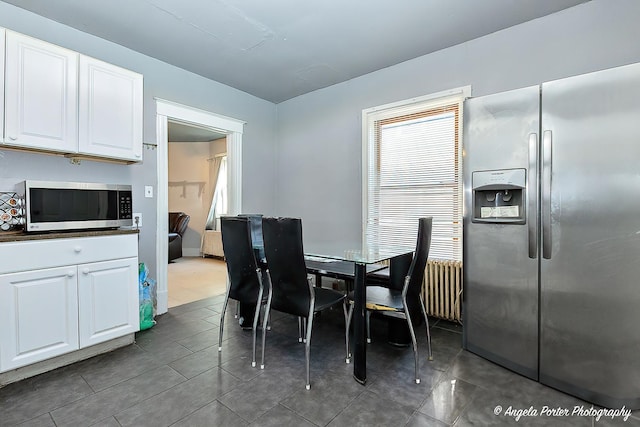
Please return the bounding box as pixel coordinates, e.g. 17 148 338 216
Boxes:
274 0 640 247
0 2 278 279
3 0 640 276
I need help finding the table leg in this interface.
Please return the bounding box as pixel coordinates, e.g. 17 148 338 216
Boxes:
353 262 367 384
238 302 256 329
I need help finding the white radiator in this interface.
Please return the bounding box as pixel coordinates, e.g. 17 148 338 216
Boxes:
201 230 224 258
424 259 463 323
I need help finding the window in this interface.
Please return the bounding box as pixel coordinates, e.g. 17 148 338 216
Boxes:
363 87 469 261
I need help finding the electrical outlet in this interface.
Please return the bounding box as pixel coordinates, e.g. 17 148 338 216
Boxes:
133 213 142 228
144 186 153 198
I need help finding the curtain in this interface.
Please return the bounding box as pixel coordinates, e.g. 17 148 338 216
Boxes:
203 155 222 230
205 156 227 230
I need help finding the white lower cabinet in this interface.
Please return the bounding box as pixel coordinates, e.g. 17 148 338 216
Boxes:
0 234 139 373
0 266 79 371
78 257 139 347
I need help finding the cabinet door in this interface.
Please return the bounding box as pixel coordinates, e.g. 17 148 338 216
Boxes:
0 267 79 372
4 31 78 152
78 257 139 348
79 56 143 162
0 28 5 141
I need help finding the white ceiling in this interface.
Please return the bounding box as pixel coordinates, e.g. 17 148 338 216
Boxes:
3 0 590 104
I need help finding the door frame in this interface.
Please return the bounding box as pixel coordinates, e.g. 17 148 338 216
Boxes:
155 99 244 314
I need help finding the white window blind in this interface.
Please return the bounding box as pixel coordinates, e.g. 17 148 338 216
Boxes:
364 89 467 261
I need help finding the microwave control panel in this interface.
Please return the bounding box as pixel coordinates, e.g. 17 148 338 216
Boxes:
119 191 133 219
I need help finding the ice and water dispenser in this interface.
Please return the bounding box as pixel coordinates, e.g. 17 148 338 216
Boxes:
472 168 526 223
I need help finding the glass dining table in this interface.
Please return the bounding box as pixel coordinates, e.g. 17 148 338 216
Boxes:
304 242 414 385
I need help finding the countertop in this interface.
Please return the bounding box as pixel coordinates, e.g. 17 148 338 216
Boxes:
0 228 140 243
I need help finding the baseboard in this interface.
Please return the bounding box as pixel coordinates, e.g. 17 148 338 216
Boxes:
183 248 201 257
0 334 135 387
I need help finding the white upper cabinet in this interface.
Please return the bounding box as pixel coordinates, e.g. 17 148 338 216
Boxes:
4 30 79 153
0 28 5 142
1 29 143 163
79 56 143 162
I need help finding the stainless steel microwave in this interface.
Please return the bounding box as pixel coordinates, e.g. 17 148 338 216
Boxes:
20 180 133 232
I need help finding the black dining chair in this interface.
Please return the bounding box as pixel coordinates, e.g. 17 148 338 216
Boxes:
346 217 434 384
234 214 266 325
365 251 413 343
219 216 265 368
260 217 349 390
237 213 265 263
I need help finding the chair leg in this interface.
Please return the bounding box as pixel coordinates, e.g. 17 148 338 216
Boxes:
218 292 230 352
227 275 237 319
262 270 271 331
404 306 420 384
298 317 303 343
251 288 263 368
419 298 433 361
260 284 274 370
366 310 372 344
342 300 351 363
304 314 314 390
345 302 354 363
303 317 307 343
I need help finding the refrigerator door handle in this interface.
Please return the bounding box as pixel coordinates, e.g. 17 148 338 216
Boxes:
542 130 552 259
528 133 538 259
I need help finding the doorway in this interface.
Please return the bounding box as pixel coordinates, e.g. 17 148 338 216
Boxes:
156 99 245 314
167 122 227 307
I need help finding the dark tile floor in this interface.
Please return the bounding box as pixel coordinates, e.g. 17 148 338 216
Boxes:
1 294 638 426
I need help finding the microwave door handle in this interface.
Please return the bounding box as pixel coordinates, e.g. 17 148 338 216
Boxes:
542 130 552 259
528 133 538 259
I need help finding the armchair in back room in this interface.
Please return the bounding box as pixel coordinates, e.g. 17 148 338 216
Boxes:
168 212 190 262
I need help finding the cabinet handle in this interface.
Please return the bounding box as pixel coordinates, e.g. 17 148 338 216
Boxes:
74 246 82 253
82 268 90 275
9 136 17 141
67 271 75 277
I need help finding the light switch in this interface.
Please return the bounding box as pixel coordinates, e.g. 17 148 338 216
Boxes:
144 186 153 198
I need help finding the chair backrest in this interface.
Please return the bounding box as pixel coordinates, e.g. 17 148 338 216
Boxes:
221 217 262 304
388 252 414 291
237 214 265 261
169 212 190 236
405 217 433 297
262 217 311 318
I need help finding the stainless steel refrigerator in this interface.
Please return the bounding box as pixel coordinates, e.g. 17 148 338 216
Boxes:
462 62 640 409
